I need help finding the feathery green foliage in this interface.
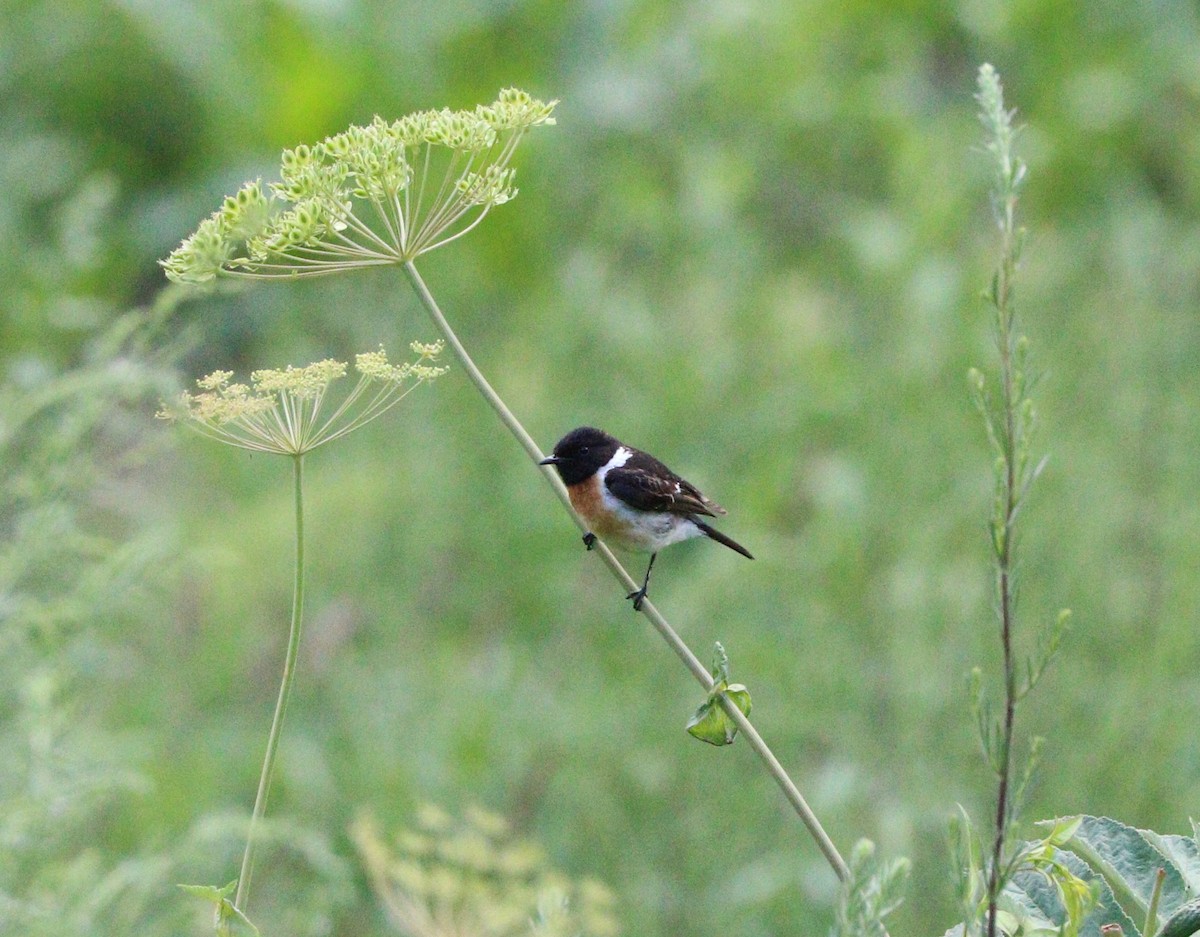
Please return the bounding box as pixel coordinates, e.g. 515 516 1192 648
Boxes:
0 303 187 935
831 840 911 937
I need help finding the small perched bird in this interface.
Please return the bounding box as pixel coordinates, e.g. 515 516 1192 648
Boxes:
540 426 753 610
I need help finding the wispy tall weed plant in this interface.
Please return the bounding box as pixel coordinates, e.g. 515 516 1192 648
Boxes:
942 65 1200 937
825 62 1200 937
947 61 1075 937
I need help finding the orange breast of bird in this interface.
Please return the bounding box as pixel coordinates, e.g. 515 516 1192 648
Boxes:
566 475 635 544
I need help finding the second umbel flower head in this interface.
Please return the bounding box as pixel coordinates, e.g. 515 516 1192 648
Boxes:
160 342 446 456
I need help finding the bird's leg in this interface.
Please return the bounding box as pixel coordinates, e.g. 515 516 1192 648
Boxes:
582 532 597 551
627 553 657 611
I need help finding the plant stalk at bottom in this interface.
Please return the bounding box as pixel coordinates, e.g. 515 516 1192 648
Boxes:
236 453 307 912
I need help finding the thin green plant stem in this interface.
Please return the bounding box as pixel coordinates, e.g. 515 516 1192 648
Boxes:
985 132 1021 937
235 452 307 912
400 260 850 884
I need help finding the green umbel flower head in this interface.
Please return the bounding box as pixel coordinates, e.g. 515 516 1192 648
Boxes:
159 342 446 455
161 89 556 282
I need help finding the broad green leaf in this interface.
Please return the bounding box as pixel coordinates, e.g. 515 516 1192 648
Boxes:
1141 831 1200 895
725 684 751 720
941 845 1138 937
1052 815 1191 925
1159 897 1200 937
1008 849 1136 937
998 877 1059 934
940 911 1045 937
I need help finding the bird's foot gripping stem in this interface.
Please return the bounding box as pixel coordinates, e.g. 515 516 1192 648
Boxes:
582 531 597 551
626 553 657 612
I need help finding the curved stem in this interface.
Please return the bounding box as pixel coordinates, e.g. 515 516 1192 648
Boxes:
236 453 307 911
400 260 849 883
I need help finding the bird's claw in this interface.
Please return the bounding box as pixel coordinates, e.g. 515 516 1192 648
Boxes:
626 587 648 611
582 532 597 551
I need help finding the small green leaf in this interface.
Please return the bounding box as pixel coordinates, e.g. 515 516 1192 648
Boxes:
687 645 752 746
178 881 237 903
178 881 261 937
725 683 751 720
710 641 731 686
969 667 1004 774
686 686 752 746
686 698 734 746
1018 608 1070 700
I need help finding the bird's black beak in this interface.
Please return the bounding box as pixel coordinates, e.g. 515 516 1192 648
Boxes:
539 455 561 466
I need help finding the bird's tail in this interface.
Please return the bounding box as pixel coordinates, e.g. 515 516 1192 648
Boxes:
694 521 754 559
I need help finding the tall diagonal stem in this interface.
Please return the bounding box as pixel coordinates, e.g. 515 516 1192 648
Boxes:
236 453 307 912
400 260 850 883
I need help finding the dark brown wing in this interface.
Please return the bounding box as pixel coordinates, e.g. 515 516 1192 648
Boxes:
605 450 726 517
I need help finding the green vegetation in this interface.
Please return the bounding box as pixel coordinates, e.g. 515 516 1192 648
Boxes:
4 3 1200 936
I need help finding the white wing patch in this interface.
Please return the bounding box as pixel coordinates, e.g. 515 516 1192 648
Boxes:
608 446 632 470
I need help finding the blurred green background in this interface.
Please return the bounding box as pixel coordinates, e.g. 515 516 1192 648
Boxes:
4 0 1200 934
